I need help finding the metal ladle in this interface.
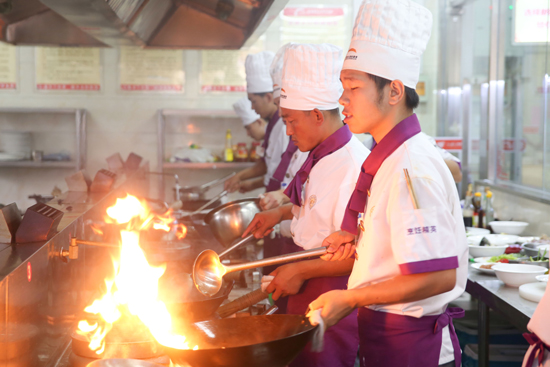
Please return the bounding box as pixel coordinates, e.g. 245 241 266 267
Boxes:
193 247 328 296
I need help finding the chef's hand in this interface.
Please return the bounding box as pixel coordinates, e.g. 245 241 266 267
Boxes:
260 190 289 211
265 264 305 301
238 179 256 193
321 231 356 261
224 175 241 193
242 208 283 239
308 290 356 328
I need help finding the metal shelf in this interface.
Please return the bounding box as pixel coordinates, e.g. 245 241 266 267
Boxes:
0 108 78 114
163 162 255 170
160 109 237 117
0 160 77 168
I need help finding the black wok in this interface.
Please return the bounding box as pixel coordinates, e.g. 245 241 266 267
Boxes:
162 315 317 367
158 272 233 323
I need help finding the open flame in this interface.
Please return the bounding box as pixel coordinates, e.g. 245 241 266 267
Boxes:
77 194 194 354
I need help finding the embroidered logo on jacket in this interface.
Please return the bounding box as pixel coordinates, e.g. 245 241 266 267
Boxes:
308 195 317 209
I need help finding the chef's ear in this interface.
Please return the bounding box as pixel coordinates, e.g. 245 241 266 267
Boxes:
265 92 274 104
312 108 324 125
388 80 405 107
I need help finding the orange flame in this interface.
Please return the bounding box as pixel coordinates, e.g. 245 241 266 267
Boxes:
77 194 195 354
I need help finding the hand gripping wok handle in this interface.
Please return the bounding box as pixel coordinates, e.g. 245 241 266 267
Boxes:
217 288 268 318
218 234 256 258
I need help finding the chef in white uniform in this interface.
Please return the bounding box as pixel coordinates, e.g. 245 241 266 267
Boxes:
243 43 369 367
262 43 307 209
232 97 266 142
308 2 468 367
224 51 288 193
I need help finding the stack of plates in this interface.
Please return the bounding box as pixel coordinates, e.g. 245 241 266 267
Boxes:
0 131 32 160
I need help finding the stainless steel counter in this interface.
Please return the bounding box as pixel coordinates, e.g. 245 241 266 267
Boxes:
466 264 541 367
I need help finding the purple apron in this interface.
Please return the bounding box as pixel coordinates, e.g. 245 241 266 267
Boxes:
281 239 359 367
358 307 464 367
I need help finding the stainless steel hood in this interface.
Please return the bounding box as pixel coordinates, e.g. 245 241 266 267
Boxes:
0 0 287 48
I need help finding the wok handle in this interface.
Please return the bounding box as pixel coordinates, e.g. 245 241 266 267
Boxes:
200 172 236 190
191 190 228 215
225 247 328 273
217 288 268 318
218 234 256 258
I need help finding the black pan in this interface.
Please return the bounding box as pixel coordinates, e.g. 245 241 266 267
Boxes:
158 272 233 323
162 315 317 367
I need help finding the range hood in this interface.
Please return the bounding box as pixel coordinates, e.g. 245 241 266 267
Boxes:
0 0 287 48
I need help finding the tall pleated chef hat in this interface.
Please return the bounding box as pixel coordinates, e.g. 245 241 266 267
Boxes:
245 51 275 94
233 97 261 127
280 43 343 111
342 0 432 89
270 43 292 99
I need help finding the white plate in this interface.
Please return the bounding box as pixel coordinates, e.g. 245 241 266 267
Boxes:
471 263 496 274
536 275 549 283
519 282 546 303
474 257 494 263
467 234 520 246
466 227 491 235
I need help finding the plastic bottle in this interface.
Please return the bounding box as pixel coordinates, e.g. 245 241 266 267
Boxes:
463 185 474 228
484 191 494 229
224 129 234 162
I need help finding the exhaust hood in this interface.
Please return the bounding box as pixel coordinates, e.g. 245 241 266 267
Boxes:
0 0 287 48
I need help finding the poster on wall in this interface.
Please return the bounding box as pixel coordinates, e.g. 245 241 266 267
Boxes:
119 47 184 92
200 38 264 93
514 0 550 44
280 6 350 51
0 43 17 90
35 47 101 91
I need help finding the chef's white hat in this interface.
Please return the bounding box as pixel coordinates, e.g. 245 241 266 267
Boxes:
245 51 275 94
342 0 432 89
280 43 343 111
270 44 291 99
233 97 261 127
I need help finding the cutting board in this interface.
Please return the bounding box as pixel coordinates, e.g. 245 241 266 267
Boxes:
519 282 547 303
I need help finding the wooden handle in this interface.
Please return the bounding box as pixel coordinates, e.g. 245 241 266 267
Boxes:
217 288 268 318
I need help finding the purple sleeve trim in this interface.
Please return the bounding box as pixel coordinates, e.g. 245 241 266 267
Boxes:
399 256 459 275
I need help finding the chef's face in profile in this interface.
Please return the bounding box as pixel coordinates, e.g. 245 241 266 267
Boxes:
281 108 324 152
248 92 274 119
339 69 386 134
245 119 266 141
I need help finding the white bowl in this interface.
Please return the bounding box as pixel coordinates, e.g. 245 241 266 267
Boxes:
536 275 548 283
467 234 520 246
492 264 548 287
466 227 491 235
489 221 529 235
468 245 507 258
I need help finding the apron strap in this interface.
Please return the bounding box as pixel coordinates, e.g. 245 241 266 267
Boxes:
523 333 550 367
434 307 465 367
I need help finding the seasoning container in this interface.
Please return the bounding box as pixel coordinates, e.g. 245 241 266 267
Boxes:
224 129 233 162
462 184 474 227
235 143 249 162
472 192 484 228
249 142 261 161
484 191 494 229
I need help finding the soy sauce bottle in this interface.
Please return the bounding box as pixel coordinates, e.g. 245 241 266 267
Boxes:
462 185 474 227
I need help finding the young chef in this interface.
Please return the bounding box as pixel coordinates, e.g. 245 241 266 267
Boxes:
263 43 307 209
224 51 288 193
243 43 369 367
308 1 468 367
232 97 266 141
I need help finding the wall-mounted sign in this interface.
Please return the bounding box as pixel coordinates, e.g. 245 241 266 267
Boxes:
514 0 550 44
0 43 17 90
280 6 350 51
200 38 264 93
119 47 184 92
35 47 101 91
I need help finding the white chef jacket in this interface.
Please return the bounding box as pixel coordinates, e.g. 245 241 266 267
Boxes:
280 150 308 238
290 136 369 250
263 117 289 186
348 133 468 365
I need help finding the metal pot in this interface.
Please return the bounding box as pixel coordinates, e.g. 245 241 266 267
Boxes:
204 198 261 248
521 243 550 258
162 315 317 367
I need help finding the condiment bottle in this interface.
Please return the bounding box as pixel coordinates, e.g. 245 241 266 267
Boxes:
462 184 474 228
224 129 234 162
235 142 249 162
484 191 494 229
472 192 484 228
